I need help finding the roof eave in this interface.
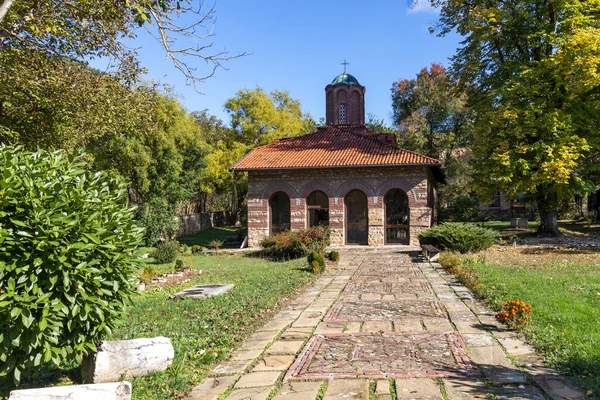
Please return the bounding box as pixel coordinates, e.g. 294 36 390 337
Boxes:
231 162 443 172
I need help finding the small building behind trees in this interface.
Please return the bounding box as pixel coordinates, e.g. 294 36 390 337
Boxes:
231 71 444 246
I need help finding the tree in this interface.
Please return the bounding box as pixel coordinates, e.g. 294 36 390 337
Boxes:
391 63 473 160
0 0 244 87
427 0 600 235
391 63 475 200
224 87 314 146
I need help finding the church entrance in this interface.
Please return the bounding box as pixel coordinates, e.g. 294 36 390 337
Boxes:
345 189 368 245
385 189 409 244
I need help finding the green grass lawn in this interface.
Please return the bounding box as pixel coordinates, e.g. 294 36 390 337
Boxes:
178 227 245 248
463 252 600 396
0 253 313 399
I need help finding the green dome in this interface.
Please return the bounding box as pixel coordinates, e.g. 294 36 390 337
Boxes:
331 72 360 85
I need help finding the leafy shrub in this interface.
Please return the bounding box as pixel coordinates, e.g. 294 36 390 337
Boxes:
191 245 204 254
152 240 180 264
327 251 340 262
210 240 223 253
419 223 498 253
175 259 185 272
0 146 143 384
441 195 480 222
260 226 330 260
496 299 532 329
307 251 325 274
135 197 180 246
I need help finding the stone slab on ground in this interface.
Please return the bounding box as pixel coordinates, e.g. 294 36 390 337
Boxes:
470 344 527 384
493 384 545 400
170 284 234 299
186 375 239 400
394 378 443 399
234 371 281 388
82 337 174 383
252 355 295 372
323 379 369 399
265 340 305 355
534 375 587 400
211 360 252 376
442 378 488 399
272 381 323 400
9 382 132 400
462 333 496 347
225 386 274 400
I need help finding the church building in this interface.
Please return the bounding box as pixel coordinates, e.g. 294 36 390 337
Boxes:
231 71 444 247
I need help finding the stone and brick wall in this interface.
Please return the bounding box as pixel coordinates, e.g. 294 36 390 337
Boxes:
246 166 435 247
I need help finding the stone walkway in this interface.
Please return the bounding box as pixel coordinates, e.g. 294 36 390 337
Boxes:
186 249 586 400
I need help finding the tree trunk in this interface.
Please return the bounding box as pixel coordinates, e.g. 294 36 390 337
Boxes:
536 190 561 236
0 0 15 24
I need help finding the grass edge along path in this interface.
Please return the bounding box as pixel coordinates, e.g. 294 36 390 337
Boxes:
459 258 600 397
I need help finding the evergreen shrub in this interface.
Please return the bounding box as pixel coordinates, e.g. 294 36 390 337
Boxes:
152 239 180 264
260 226 330 260
191 245 204 254
419 223 498 253
0 147 143 384
307 251 325 274
327 251 340 262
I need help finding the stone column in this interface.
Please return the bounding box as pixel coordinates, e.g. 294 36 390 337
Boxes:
329 196 344 246
247 197 269 247
291 197 306 230
368 195 384 246
409 207 432 246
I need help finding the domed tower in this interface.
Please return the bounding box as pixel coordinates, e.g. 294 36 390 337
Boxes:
325 71 366 126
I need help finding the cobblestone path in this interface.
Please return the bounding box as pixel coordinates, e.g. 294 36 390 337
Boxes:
187 249 585 400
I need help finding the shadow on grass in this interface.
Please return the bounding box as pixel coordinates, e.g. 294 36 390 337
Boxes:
0 365 81 399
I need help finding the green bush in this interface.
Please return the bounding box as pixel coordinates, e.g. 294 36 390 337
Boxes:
152 239 180 264
135 197 180 246
441 195 480 222
307 251 325 274
0 146 143 384
419 223 498 253
327 251 340 262
191 245 204 254
260 226 330 260
175 259 185 272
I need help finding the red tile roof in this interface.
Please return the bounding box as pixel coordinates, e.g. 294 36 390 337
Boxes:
231 125 442 171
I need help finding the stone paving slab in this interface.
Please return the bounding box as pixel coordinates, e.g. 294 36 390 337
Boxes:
394 378 443 399
323 379 369 399
271 381 323 400
252 355 295 372
225 386 273 400
234 371 281 388
186 375 239 400
442 377 489 399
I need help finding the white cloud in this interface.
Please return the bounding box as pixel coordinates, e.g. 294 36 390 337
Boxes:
408 0 439 14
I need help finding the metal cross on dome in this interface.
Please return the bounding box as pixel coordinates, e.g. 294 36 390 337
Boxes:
341 59 350 72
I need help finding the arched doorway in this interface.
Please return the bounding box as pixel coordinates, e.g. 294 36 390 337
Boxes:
345 189 368 245
270 191 290 233
307 190 329 227
385 189 409 244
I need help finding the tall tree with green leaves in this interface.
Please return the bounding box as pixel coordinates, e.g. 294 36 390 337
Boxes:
391 63 475 200
391 63 474 160
427 0 600 235
224 87 315 146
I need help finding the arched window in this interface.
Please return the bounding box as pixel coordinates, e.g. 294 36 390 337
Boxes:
339 104 346 124
270 192 290 233
307 191 329 227
385 189 409 244
345 189 368 245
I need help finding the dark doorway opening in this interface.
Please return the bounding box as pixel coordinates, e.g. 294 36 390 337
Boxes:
385 189 409 244
307 190 329 227
345 189 368 245
270 191 290 233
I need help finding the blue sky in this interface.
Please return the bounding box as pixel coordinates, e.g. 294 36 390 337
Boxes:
128 0 461 125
